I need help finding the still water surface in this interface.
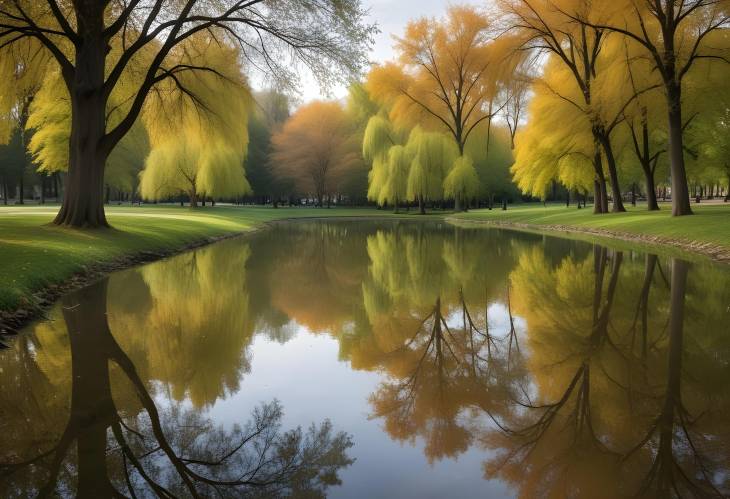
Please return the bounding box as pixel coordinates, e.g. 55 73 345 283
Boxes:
1 220 729 498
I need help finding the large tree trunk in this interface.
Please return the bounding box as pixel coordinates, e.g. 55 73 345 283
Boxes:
53 10 109 228
454 196 462 212
418 195 425 215
666 83 692 216
597 131 626 212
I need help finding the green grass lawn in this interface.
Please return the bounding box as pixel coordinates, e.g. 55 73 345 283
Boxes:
0 204 424 313
451 202 730 248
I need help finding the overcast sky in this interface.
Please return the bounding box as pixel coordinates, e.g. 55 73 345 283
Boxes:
294 0 483 103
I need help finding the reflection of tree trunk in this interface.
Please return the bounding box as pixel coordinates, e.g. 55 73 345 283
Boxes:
592 248 622 345
663 259 688 426
633 254 657 360
62 281 119 496
639 259 689 496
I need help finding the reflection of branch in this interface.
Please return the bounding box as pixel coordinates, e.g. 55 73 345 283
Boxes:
1 280 353 497
505 284 521 370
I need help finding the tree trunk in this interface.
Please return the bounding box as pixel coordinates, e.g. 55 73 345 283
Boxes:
502 198 507 210
593 151 608 214
54 17 109 228
644 168 660 211
189 188 198 208
40 176 46 204
597 132 626 212
18 174 24 205
418 195 425 215
631 183 636 207
454 196 462 212
566 189 570 207
666 83 692 216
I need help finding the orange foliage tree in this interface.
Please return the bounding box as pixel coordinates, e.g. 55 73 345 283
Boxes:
367 6 504 155
271 101 362 206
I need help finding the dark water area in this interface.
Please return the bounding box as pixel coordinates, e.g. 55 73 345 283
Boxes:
1 220 729 498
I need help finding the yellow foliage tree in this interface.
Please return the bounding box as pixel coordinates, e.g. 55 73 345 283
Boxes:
139 36 253 206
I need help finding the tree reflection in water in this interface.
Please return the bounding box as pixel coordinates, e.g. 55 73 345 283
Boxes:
484 255 729 498
1 221 728 498
0 280 353 498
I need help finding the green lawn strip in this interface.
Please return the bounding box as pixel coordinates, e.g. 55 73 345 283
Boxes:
0 205 428 312
3 203 728 314
452 203 730 249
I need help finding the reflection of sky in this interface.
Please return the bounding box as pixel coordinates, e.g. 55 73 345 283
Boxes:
251 0 485 104
207 324 512 499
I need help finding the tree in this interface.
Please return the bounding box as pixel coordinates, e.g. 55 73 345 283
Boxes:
139 36 253 206
500 0 628 213
511 59 597 205
382 145 411 212
362 114 406 206
245 91 292 206
271 101 362 207
405 128 459 213
367 5 503 155
0 1 375 227
444 156 479 212
0 129 26 204
578 0 730 216
464 123 518 209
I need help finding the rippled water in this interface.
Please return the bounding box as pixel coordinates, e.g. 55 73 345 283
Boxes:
1 220 729 498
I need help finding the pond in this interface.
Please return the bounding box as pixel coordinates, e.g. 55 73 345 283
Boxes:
1 220 729 498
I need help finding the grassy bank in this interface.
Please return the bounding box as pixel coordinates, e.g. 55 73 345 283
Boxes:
2 202 729 319
0 205 417 315
451 202 730 258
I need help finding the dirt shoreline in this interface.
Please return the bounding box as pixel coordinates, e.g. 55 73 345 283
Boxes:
447 217 730 264
3 214 727 345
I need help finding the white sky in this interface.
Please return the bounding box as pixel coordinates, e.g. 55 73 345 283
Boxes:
294 0 484 103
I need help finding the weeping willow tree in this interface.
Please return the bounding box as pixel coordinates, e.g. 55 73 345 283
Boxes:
381 145 412 212
139 36 253 206
363 114 409 206
444 156 480 212
405 128 459 214
511 62 596 207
